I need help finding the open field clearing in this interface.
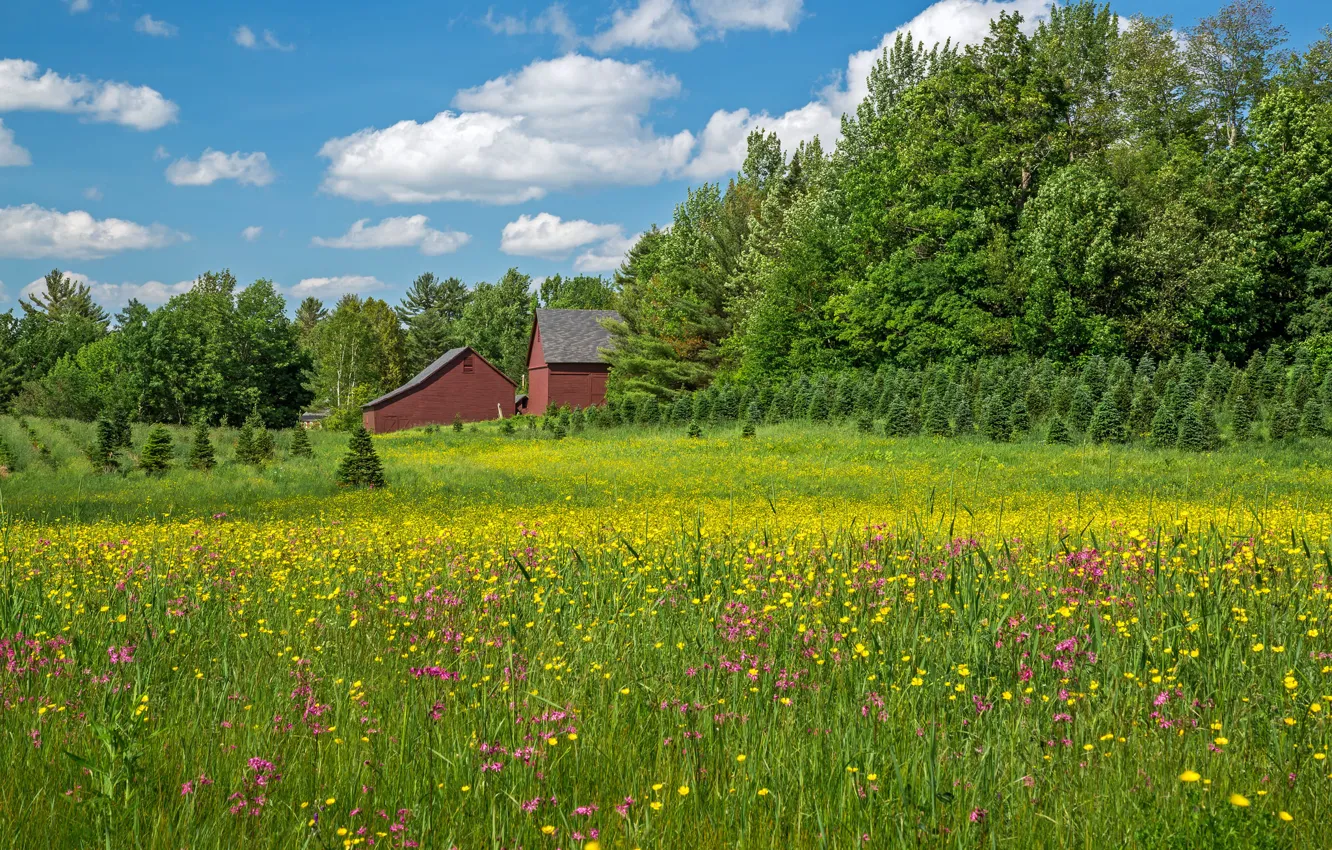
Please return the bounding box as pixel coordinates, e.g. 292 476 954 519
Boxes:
1 419 1330 848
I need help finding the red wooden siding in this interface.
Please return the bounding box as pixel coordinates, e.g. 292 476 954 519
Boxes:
526 314 613 413
362 351 515 433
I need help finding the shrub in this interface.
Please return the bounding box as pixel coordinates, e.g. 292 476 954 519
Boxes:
741 421 756 438
0 436 15 473
139 425 174 476
290 426 314 459
1270 399 1298 441
884 397 914 437
1149 403 1178 449
336 425 386 488
188 418 216 471
88 417 120 473
687 421 702 439
1177 403 1218 452
1045 416 1073 445
1087 397 1125 444
453 414 464 433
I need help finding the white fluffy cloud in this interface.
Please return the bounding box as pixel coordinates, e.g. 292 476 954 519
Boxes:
589 0 699 53
291 276 387 298
483 5 577 44
319 54 693 204
234 25 294 51
0 119 30 166
241 225 263 242
165 150 275 186
685 0 1051 178
23 271 197 307
0 58 178 130
500 213 623 259
66 0 91 13
135 15 178 37
313 216 471 256
690 0 802 32
574 232 640 273
0 204 187 260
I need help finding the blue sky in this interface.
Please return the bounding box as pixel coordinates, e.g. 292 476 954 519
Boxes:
1 0 1328 314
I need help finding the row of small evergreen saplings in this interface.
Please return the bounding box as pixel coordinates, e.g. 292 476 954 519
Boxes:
85 411 316 476
544 348 1331 451
83 414 386 488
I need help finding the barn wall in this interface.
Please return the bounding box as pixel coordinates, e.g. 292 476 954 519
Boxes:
364 355 516 433
546 364 610 410
527 323 549 414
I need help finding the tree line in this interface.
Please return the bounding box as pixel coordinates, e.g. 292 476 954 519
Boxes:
0 267 614 427
604 0 1332 399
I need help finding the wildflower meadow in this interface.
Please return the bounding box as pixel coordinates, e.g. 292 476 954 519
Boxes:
1 416 1329 849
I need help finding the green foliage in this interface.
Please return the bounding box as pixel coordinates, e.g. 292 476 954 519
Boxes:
687 420 702 439
452 268 535 382
453 414 464 433
235 411 273 466
188 418 216 471
1270 398 1299 440
335 425 386 489
87 417 120 473
289 427 314 459
741 421 756 438
884 397 915 438
1045 416 1074 445
139 426 174 476
1088 396 1126 444
0 435 14 473
1068 385 1096 433
1177 403 1220 452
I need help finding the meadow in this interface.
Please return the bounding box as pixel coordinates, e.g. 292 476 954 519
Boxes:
0 415 1329 848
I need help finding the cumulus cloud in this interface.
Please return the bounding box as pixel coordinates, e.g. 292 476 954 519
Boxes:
319 54 693 204
135 15 178 37
589 0 699 53
241 225 263 242
165 150 275 186
291 275 387 298
574 232 640 273
500 212 623 259
690 0 803 31
0 204 188 260
684 0 1051 178
0 58 178 130
0 119 30 166
483 5 577 45
234 25 295 51
23 271 197 308
313 215 471 256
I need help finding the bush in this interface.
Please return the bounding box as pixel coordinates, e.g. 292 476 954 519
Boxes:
1149 404 1178 449
741 421 756 438
290 426 314 459
88 416 120 473
687 421 702 439
1045 416 1073 445
453 414 464 433
1087 397 1125 444
188 418 216 471
1177 403 1218 452
0 436 15 473
884 397 914 437
336 425 386 488
501 418 516 435
139 425 174 476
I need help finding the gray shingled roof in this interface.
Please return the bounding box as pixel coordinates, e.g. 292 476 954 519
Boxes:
534 309 621 364
362 346 516 409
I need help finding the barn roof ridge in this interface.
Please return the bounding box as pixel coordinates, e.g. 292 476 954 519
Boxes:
532 308 621 365
362 345 516 410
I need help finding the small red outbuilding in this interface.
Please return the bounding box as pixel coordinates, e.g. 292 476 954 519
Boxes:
362 346 516 433
527 309 620 414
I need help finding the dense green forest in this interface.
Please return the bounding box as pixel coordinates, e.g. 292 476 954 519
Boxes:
2 0 1330 429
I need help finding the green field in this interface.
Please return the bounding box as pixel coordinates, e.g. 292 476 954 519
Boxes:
0 416 1329 848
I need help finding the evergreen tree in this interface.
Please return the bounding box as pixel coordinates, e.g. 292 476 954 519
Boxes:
1270 398 1298 440
290 426 314 459
235 417 257 465
1067 385 1096 433
924 395 951 436
671 396 692 425
980 394 1012 442
714 386 740 422
1045 416 1074 445
1087 396 1125 444
954 395 975 435
0 436 15 473
253 421 276 462
741 421 757 439
884 396 914 437
857 413 874 434
89 416 120 473
453 414 464 433
807 383 832 422
1299 399 1326 437
746 402 764 426
139 425 174 476
1128 385 1158 437
1177 403 1218 452
1230 391 1257 442
687 420 703 439
336 425 387 488
1010 396 1031 435
1149 403 1178 449
188 418 216 470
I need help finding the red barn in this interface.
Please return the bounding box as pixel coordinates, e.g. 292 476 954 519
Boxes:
527 309 620 414
362 347 516 433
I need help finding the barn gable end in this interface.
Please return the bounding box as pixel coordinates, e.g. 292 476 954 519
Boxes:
527 309 620 413
361 346 517 433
